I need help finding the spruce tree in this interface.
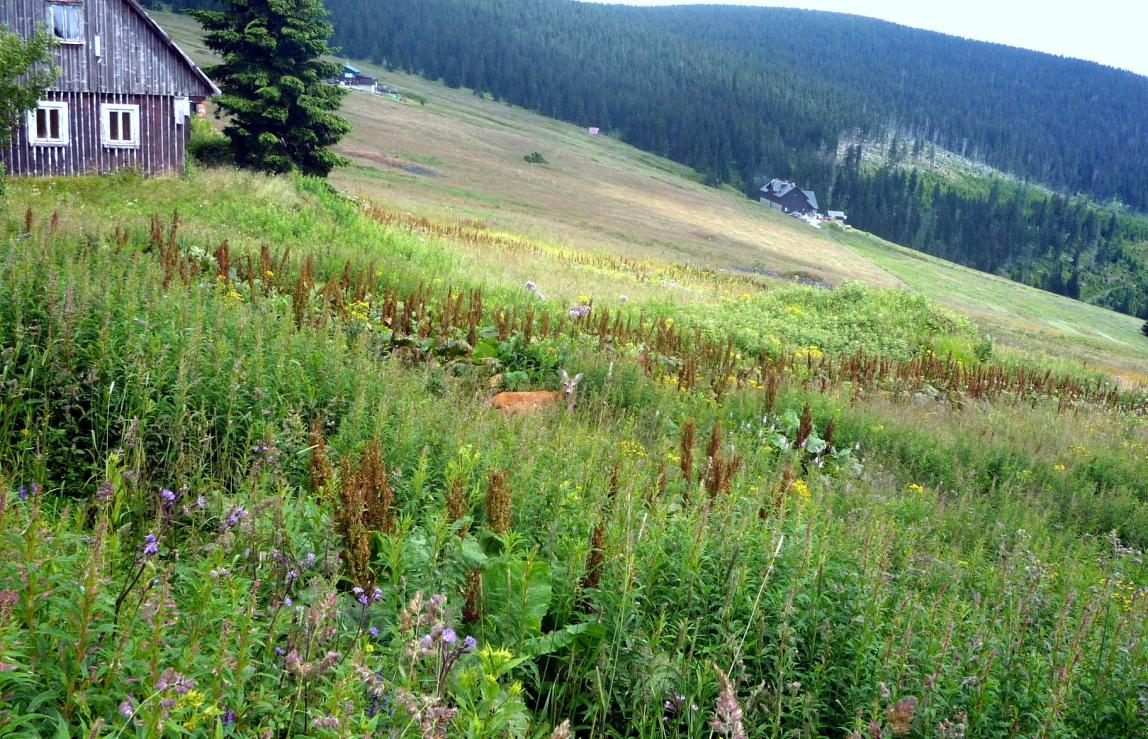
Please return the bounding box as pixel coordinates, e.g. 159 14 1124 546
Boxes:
1142 320 1148 339
193 0 350 177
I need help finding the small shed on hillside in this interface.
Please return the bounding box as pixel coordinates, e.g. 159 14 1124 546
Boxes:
1 0 218 176
759 178 819 215
826 210 847 222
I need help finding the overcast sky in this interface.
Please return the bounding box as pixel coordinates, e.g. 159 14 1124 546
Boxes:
577 1 1148 77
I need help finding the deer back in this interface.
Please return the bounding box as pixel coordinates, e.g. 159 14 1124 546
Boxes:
490 390 562 413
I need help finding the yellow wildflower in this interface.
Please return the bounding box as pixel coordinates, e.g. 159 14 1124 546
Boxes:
348 300 371 323
794 345 823 362
619 439 648 460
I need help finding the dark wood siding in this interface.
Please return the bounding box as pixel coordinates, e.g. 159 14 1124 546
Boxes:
4 91 190 176
0 0 214 97
762 189 817 214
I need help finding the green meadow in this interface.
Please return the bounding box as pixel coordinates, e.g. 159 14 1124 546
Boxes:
1 168 1145 738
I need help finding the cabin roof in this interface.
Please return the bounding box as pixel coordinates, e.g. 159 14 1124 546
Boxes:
124 0 219 95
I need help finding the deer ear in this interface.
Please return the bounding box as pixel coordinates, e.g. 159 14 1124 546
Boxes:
573 373 583 385
559 369 569 383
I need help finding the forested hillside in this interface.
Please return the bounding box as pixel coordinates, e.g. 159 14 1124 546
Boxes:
314 0 1148 205
832 147 1148 317
161 0 1148 316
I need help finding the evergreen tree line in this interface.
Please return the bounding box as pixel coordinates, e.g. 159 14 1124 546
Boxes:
832 147 1148 318
321 0 1148 210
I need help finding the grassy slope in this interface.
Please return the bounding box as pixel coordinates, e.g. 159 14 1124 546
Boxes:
152 10 1148 382
832 228 1148 381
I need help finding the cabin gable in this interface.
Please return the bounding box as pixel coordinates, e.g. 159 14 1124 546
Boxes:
1 0 216 97
2 0 217 176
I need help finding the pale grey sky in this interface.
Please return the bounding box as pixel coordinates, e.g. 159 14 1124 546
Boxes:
577 1 1148 77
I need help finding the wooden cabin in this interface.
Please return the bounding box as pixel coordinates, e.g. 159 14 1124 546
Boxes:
1 0 218 176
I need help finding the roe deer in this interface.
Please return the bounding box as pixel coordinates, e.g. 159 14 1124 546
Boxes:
491 370 583 413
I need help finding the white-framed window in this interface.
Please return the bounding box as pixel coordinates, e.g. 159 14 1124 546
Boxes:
47 3 83 43
27 101 69 146
101 104 140 147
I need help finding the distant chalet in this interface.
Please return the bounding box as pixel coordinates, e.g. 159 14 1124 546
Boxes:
331 63 377 93
1 0 218 176
760 179 819 215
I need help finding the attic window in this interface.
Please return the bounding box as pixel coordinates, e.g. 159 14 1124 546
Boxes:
47 3 83 43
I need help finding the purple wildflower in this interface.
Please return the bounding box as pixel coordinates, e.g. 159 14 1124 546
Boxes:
371 587 383 602
221 506 247 531
568 304 591 318
195 495 206 509
463 635 477 651
283 596 293 607
142 533 158 557
95 480 114 503
118 696 135 719
358 594 369 605
710 670 746 739
160 488 176 503
369 626 380 638
287 569 298 581
156 668 196 695
442 628 457 645
222 709 236 724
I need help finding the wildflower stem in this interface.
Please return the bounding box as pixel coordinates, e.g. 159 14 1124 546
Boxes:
730 534 784 675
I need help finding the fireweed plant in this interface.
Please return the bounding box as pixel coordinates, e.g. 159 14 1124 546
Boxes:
0 171 1145 736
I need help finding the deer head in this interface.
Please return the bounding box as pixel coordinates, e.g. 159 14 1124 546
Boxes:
558 369 583 411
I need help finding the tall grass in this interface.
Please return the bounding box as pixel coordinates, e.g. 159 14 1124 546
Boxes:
0 172 1145 737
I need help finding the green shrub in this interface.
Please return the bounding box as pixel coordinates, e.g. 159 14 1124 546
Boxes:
187 117 232 167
